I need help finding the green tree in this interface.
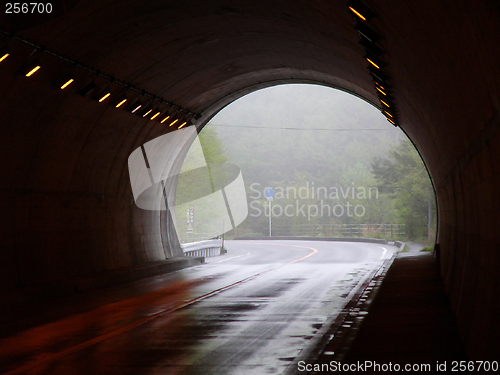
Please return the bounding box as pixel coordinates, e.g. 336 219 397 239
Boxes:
199 127 229 164
371 139 435 239
175 127 229 242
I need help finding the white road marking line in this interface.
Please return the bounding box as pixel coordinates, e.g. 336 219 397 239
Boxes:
217 255 243 262
380 247 387 259
217 252 250 263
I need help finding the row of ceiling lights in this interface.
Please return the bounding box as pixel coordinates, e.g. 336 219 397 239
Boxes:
348 0 398 126
0 35 198 129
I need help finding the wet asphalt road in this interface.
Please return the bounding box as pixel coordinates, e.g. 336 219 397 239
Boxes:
0 240 394 375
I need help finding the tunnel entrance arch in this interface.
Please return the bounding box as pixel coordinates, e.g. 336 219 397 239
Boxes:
172 83 437 246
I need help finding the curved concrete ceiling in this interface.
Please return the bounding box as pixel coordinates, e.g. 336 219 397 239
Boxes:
0 0 499 360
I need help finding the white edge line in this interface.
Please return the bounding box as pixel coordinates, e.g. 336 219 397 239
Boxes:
217 251 250 263
380 247 388 259
217 255 243 263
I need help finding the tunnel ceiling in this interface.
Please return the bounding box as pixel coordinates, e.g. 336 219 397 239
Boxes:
2 1 378 112
2 0 499 185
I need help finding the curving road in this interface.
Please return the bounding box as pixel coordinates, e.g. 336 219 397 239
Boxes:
0 240 394 375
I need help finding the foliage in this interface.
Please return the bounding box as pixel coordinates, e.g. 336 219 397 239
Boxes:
371 139 436 239
198 127 229 164
174 127 229 242
420 245 434 252
400 244 410 252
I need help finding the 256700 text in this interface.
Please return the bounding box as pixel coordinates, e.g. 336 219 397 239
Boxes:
5 3 52 14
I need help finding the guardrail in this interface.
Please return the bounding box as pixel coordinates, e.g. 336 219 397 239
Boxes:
181 238 223 257
233 236 388 244
272 223 406 240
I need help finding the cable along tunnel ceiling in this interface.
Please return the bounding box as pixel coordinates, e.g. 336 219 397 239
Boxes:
1 0 500 361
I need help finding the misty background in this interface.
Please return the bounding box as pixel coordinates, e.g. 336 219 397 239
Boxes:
176 84 435 242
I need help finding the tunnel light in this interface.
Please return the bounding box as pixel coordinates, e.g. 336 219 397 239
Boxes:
25 65 41 77
60 77 74 89
24 61 41 77
367 58 379 69
0 47 10 62
169 119 178 127
365 51 386 70
98 90 111 103
376 86 387 96
382 107 397 125
178 121 187 129
374 82 392 98
354 20 380 43
115 96 128 108
348 0 376 22
142 107 153 118
160 115 170 124
116 99 127 107
366 55 385 70
129 102 143 113
55 74 75 90
79 81 97 96
373 80 386 90
378 93 394 106
349 6 366 20
150 111 161 120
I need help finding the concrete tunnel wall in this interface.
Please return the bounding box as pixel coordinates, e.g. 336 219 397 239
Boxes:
0 0 499 359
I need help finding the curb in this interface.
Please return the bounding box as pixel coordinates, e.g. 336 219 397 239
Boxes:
394 241 406 251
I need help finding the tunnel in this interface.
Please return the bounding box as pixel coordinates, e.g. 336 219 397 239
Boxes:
0 0 499 363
